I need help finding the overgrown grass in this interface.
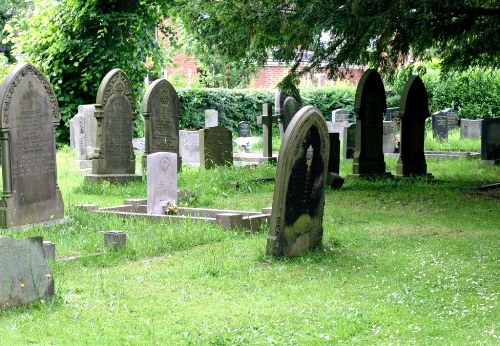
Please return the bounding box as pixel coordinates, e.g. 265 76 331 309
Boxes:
424 128 481 152
0 147 498 344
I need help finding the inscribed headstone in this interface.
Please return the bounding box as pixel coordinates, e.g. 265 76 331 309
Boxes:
267 106 329 257
396 75 431 177
382 121 397 153
73 104 97 169
87 68 140 183
460 119 483 139
352 69 389 176
199 126 233 169
147 152 177 215
0 63 64 228
0 236 54 309
238 121 251 137
332 109 349 122
205 109 218 128
432 111 449 140
142 78 181 170
275 87 302 136
481 118 500 164
444 108 458 130
179 130 200 164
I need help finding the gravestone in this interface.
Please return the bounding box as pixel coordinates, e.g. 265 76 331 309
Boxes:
481 118 500 164
0 236 54 309
73 104 97 170
267 106 329 257
257 103 278 163
332 109 349 122
205 109 218 128
237 121 251 137
69 117 75 148
444 108 458 130
460 119 483 139
147 152 177 214
346 124 356 158
142 78 181 171
385 107 399 121
85 69 141 183
382 121 397 153
326 133 344 189
432 111 449 140
275 87 302 136
0 63 64 228
396 75 431 177
199 126 233 170
326 121 355 159
352 69 390 176
179 130 200 165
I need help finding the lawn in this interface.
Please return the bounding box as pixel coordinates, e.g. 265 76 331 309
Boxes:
0 147 499 345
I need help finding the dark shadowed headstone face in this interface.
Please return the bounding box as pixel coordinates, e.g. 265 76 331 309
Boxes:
267 106 329 258
238 121 251 137
0 63 64 228
199 126 233 170
432 111 448 140
275 87 302 134
444 109 458 129
481 118 500 163
353 69 387 175
93 69 136 175
396 75 430 177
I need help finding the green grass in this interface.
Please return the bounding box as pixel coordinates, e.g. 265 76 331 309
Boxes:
424 128 481 152
0 147 498 344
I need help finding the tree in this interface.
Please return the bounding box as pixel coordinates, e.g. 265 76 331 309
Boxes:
0 0 33 62
171 0 500 84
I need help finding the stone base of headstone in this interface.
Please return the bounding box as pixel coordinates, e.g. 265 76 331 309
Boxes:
104 231 127 251
326 173 345 189
76 160 93 170
42 241 56 262
84 174 142 184
350 171 393 179
395 161 431 178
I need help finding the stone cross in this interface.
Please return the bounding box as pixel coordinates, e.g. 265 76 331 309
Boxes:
257 103 278 159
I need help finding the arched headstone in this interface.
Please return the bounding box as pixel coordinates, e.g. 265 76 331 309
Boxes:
396 76 431 177
275 87 302 136
267 106 329 257
86 68 141 183
352 69 390 177
142 78 181 171
0 63 64 228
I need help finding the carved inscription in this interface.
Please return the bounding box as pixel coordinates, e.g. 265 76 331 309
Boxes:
103 94 133 168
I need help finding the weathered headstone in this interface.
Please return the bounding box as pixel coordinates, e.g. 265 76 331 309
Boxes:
460 119 483 139
199 126 233 169
0 236 54 309
327 133 344 189
85 69 141 183
147 152 177 214
257 103 278 163
432 111 449 140
179 130 200 165
352 69 390 176
444 108 458 130
327 121 355 159
205 109 218 128
267 106 329 258
69 117 75 148
385 107 399 121
275 87 302 136
73 104 97 170
0 63 64 228
382 121 397 153
332 109 349 122
237 121 251 137
142 78 182 171
396 76 431 177
481 118 500 164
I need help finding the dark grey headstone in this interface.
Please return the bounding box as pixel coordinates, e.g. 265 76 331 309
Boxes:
142 78 181 171
346 124 356 159
481 118 500 164
352 69 389 176
87 69 140 183
199 126 233 170
0 63 64 228
0 236 54 309
460 119 483 139
385 107 399 121
267 106 329 258
444 108 458 130
238 121 251 137
326 133 344 189
275 87 302 136
396 76 431 177
432 111 448 140
332 109 349 122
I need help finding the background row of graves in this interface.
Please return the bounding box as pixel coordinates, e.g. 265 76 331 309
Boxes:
0 63 498 309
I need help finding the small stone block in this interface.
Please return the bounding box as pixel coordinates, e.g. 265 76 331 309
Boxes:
42 241 55 262
216 213 244 230
104 231 127 251
261 207 272 215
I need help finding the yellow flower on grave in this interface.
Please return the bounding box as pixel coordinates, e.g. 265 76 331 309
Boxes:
46 273 52 279
20 283 25 288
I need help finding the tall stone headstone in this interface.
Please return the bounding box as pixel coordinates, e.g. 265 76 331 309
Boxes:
267 106 329 258
385 107 399 121
205 109 218 128
432 111 449 140
142 78 181 171
481 118 500 165
179 130 200 165
0 63 64 228
275 87 302 136
326 132 344 189
257 103 278 163
444 108 458 130
382 121 397 153
147 152 177 215
327 121 355 159
352 69 390 176
0 236 54 309
396 76 431 177
86 69 141 183
460 119 483 139
73 104 97 170
69 117 75 148
332 109 349 122
199 126 233 170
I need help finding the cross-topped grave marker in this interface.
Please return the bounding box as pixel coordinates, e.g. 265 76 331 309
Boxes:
257 103 278 162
